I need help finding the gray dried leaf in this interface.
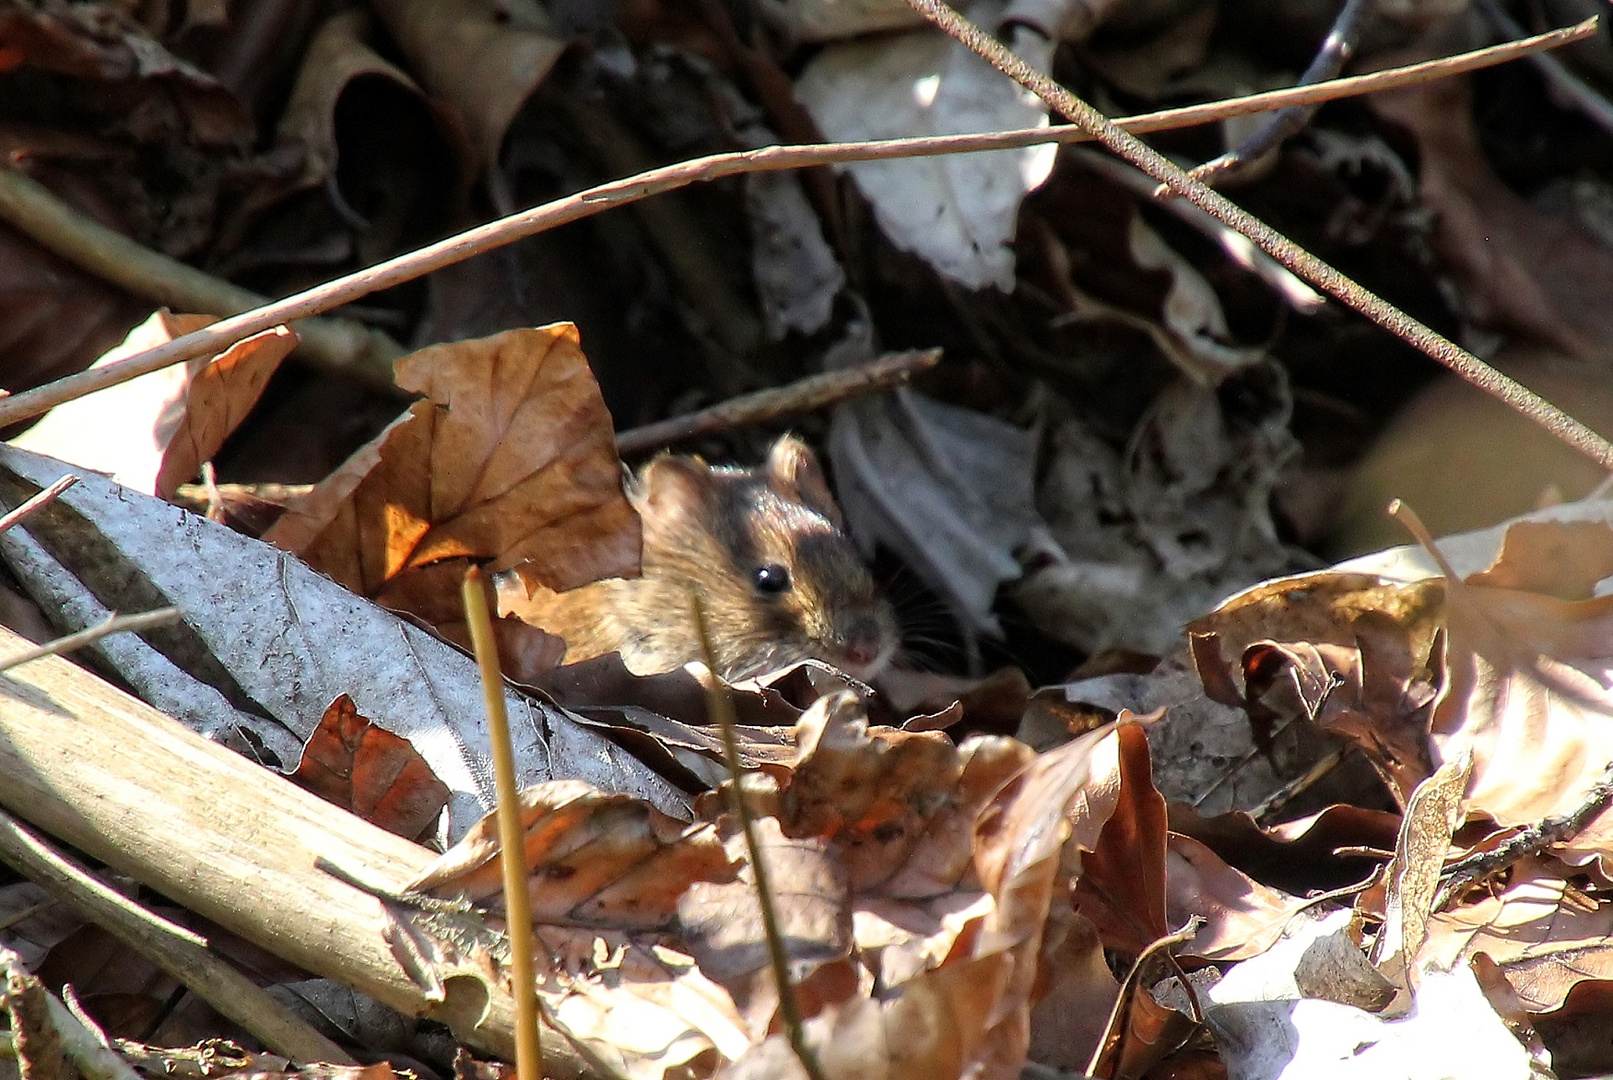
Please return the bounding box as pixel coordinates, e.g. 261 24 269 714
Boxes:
0 446 685 838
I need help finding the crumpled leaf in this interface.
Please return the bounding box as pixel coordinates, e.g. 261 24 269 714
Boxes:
411 780 732 931
1164 834 1312 963
265 324 640 618
11 312 295 498
0 443 681 837
795 0 1054 291
1419 858 1613 1013
291 694 451 840
368 0 564 169
783 690 1035 898
830 388 1045 639
1017 368 1308 656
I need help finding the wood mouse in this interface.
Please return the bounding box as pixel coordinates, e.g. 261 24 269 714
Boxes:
495 436 899 682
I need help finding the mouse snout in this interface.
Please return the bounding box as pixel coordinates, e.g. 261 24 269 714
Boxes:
838 612 896 674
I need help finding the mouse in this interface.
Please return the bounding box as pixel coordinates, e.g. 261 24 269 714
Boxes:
495 435 900 683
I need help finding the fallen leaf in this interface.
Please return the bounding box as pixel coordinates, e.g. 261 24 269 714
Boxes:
795 0 1054 291
411 780 733 931
829 388 1045 640
0 444 679 838
265 324 640 618
292 694 451 840
12 311 296 498
368 0 565 169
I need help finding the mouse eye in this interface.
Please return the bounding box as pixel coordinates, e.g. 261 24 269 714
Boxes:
753 564 792 595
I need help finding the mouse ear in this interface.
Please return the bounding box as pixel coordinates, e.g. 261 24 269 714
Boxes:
634 454 712 527
766 435 843 527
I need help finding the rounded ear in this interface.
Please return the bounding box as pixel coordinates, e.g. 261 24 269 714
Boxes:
634 454 713 526
766 435 842 526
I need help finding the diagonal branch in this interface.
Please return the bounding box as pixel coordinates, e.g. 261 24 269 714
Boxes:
0 17 1594 433
895 0 1613 471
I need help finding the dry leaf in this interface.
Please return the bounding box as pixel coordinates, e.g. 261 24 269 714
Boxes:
11 312 296 498
368 0 564 169
291 694 451 840
794 0 1054 291
266 324 639 612
411 780 733 931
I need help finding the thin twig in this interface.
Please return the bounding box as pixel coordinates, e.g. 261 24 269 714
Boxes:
459 568 542 1080
690 593 825 1080
0 810 353 1065
1434 760 1613 910
1478 0 1613 134
0 944 142 1080
0 18 1589 431
616 348 940 455
0 168 403 388
0 476 77 537
894 0 1613 471
0 609 180 674
1187 0 1379 187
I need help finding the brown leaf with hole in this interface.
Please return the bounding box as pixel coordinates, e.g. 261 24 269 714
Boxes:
292 694 451 840
265 324 640 613
11 311 296 498
409 779 733 932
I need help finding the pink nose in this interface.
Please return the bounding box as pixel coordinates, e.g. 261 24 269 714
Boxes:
844 641 879 666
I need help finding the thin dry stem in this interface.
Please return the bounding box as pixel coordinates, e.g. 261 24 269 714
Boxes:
0 810 352 1065
897 0 1613 471
460 568 542 1080
616 348 940 455
0 17 1589 430
689 592 824 1080
0 476 78 537
0 609 180 674
0 168 402 387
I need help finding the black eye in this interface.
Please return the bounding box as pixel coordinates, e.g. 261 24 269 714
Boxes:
753 564 792 594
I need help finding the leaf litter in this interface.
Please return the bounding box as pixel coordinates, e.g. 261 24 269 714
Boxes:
7 0 1613 1078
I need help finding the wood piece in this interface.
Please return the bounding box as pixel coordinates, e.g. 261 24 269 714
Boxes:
0 623 571 1072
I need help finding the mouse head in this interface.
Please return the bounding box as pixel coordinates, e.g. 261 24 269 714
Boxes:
631 437 897 680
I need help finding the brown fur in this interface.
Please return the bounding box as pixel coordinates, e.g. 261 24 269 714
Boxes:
499 437 898 681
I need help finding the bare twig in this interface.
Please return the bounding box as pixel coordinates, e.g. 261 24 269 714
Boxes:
690 593 824 1080
1478 0 1613 134
0 809 353 1065
460 568 543 1080
0 476 77 537
1434 760 1613 910
1085 916 1206 1079
0 944 142 1080
894 0 1613 471
0 168 403 388
616 348 941 455
0 608 180 674
0 17 1589 430
1187 0 1379 187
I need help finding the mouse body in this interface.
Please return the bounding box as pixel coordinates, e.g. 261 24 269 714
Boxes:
498 436 899 682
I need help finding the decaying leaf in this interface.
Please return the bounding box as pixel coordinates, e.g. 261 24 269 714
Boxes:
11 312 296 498
410 780 732 931
291 694 451 840
368 0 565 169
829 388 1045 640
265 324 640 622
794 0 1054 291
